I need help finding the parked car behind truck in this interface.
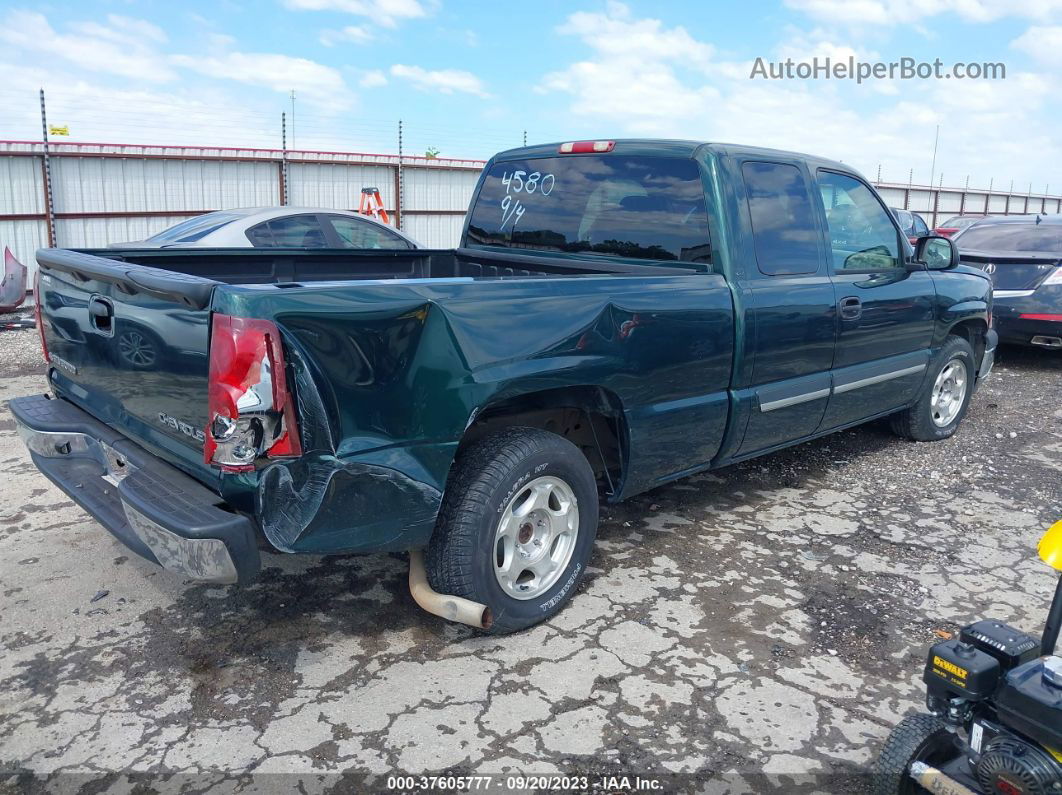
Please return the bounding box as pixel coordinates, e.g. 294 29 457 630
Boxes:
953 215 1062 349
11 139 996 634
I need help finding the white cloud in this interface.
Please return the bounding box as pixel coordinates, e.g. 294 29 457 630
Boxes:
785 0 1062 25
558 1 713 67
283 0 431 28
71 14 168 44
0 10 176 82
360 69 388 87
172 52 352 107
389 64 490 97
319 25 374 46
1012 25 1062 65
536 3 1062 190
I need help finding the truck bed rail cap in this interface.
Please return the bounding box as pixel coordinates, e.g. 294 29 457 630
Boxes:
36 248 218 309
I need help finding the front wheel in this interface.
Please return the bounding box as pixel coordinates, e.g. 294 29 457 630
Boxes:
426 427 599 635
891 336 975 441
871 714 956 795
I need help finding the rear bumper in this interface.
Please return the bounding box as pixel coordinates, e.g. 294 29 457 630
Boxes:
9 394 260 584
993 286 1062 348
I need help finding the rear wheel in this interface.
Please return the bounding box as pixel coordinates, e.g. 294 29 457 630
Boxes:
891 336 975 441
871 714 956 795
426 427 598 634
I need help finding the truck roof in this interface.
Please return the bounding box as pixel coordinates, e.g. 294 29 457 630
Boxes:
491 138 854 175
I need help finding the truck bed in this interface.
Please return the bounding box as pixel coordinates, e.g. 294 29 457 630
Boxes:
79 246 707 302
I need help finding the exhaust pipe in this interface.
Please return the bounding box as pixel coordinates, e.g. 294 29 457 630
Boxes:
1031 336 1062 348
408 549 492 630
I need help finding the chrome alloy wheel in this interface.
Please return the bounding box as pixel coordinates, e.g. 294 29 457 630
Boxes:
493 476 579 600
931 359 967 427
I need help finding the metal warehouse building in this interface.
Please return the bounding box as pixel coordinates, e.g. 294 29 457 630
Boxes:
2 138 1061 278
0 140 484 276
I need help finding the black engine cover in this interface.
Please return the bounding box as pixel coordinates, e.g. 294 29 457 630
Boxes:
996 658 1062 751
924 639 1000 700
976 735 1062 795
961 621 1039 671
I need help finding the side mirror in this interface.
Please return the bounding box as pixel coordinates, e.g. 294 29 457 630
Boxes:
914 235 958 270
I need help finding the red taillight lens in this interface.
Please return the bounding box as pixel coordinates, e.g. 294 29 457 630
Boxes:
1019 313 1062 322
205 313 301 472
33 269 49 363
558 140 615 154
934 228 958 237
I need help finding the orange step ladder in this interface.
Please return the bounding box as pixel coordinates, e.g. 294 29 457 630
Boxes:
358 187 390 225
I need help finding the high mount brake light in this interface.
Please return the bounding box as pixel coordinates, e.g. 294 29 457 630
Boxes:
205 314 301 472
33 269 49 363
558 140 615 154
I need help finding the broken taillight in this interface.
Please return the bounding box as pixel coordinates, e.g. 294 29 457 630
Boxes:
205 314 301 472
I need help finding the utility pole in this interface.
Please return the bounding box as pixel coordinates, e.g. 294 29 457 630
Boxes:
280 112 289 206
39 88 56 247
289 90 296 150
396 119 403 231
928 124 939 188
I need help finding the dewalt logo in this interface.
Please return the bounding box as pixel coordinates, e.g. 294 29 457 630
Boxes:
932 656 968 680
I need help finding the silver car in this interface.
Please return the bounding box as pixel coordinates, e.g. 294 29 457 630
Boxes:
110 207 419 249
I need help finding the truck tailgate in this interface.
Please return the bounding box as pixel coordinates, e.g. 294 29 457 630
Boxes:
36 249 218 483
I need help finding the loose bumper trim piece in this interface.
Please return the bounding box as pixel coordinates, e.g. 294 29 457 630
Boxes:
9 393 260 584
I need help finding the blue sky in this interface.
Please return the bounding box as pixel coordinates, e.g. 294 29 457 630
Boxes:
0 0 1060 190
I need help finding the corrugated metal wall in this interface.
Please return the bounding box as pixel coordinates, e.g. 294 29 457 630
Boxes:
0 141 485 277
876 183 1062 227
2 140 1061 281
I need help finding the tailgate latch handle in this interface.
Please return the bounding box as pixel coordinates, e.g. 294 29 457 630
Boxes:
88 295 114 335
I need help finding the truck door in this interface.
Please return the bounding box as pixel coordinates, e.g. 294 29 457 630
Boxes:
815 170 936 431
734 159 836 456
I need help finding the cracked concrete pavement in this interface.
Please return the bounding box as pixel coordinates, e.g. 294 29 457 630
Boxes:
1 327 1060 793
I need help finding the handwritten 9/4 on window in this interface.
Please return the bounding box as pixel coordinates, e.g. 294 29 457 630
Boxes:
499 170 556 230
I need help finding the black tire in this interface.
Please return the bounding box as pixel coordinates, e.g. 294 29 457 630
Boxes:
891 336 975 441
426 427 599 634
871 714 956 795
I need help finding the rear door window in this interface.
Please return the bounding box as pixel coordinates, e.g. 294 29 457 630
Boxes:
325 215 411 249
245 215 328 248
465 155 711 264
741 161 822 276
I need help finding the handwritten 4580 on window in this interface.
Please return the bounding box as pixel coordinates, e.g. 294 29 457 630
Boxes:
499 169 556 230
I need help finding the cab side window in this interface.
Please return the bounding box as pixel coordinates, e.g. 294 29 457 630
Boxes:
817 171 902 271
741 161 822 276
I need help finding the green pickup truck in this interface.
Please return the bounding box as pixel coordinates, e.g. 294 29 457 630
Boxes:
11 139 996 634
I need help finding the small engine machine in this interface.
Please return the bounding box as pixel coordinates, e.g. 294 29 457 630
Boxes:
872 520 1062 795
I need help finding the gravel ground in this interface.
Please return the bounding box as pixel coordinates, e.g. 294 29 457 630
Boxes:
0 327 1059 793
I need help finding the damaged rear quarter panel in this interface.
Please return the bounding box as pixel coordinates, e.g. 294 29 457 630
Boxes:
212 273 733 554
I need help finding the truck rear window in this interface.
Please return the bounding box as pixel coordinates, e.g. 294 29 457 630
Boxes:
466 155 711 263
